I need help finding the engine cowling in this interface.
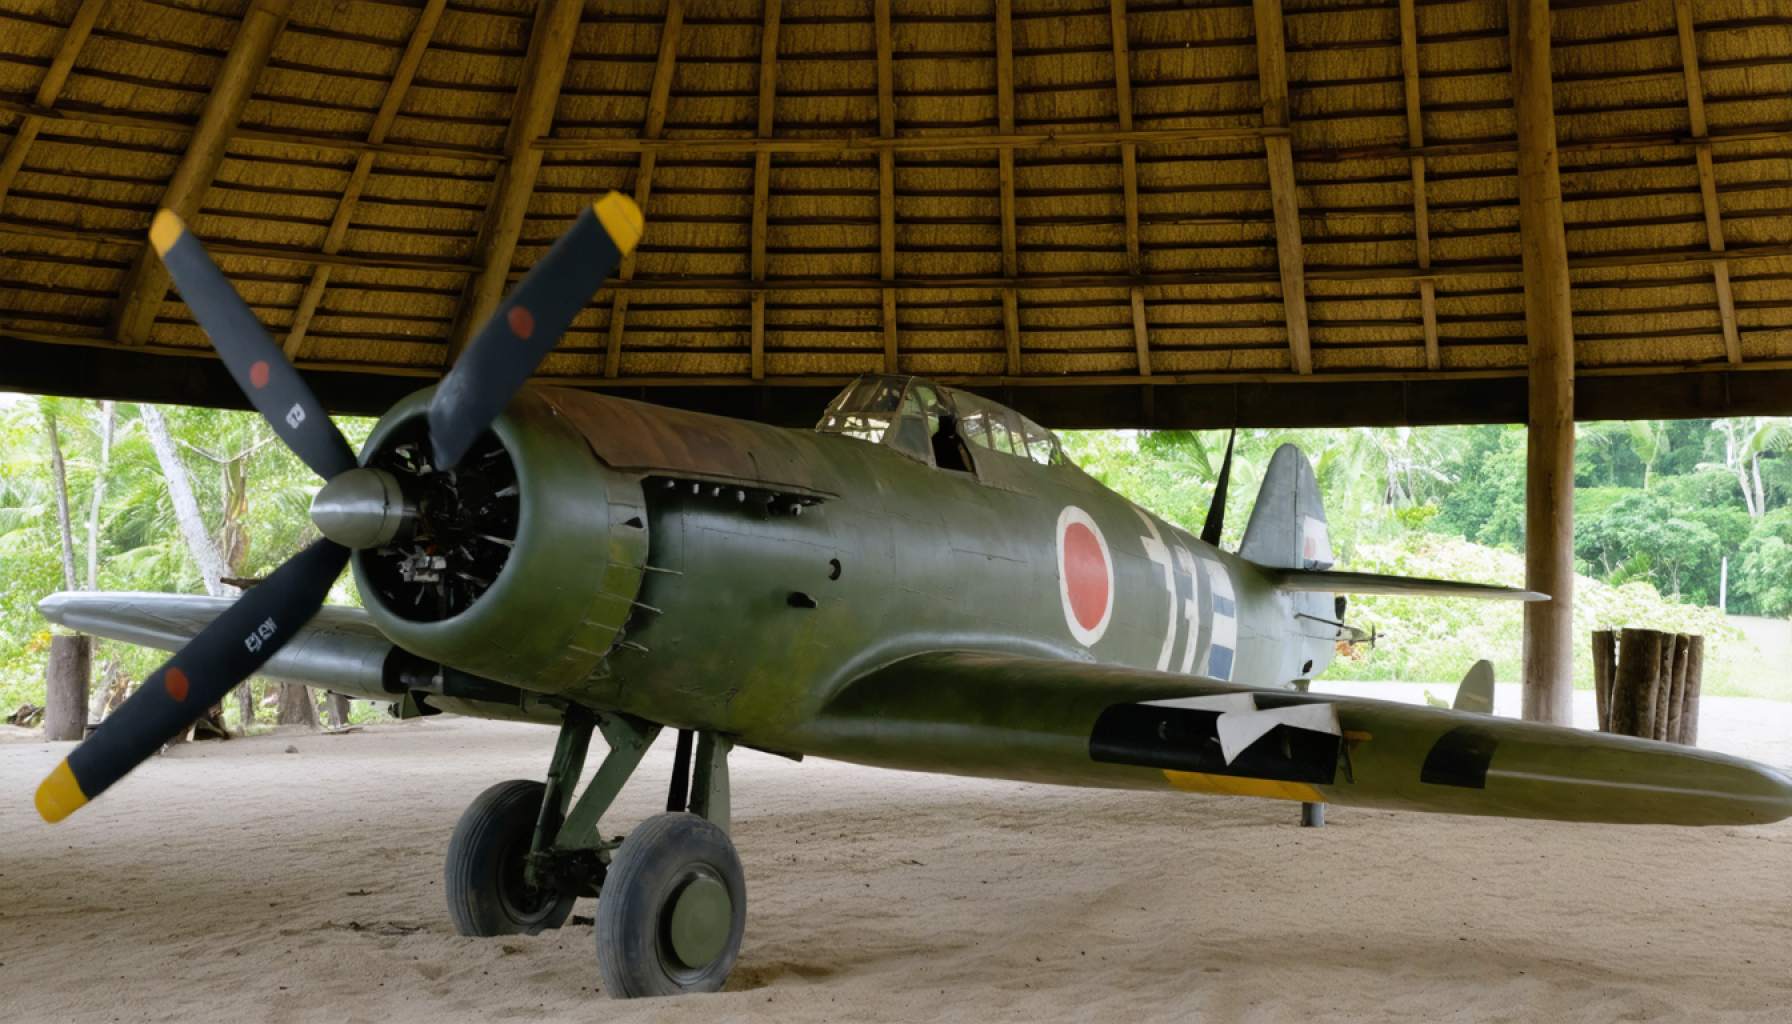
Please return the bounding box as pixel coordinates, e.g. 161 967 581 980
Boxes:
351 389 648 694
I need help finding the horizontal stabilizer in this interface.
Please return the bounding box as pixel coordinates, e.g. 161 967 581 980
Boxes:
1263 568 1546 602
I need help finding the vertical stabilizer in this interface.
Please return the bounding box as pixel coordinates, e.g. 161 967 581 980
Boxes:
1239 444 1332 571
1453 660 1496 714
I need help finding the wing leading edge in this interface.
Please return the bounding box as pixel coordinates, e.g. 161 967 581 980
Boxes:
789 651 1792 827
37 592 396 702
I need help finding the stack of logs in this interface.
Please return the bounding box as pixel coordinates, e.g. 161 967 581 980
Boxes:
1591 629 1703 745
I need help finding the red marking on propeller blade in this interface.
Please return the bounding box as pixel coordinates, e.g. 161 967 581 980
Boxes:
165 667 190 702
249 361 270 389
1062 522 1109 632
507 306 535 340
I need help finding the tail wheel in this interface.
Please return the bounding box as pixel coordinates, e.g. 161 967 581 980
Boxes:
596 812 746 997
445 780 576 936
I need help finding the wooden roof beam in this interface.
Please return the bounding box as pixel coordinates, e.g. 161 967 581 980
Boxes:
1110 0 1150 378
748 0 782 382
0 0 105 208
111 0 294 346
605 0 687 379
1675 0 1742 365
877 0 898 373
445 0 585 364
1398 0 1440 370
284 0 447 360
997 0 1021 375
1253 0 1312 375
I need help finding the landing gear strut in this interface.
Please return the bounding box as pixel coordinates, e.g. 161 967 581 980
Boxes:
444 708 743 998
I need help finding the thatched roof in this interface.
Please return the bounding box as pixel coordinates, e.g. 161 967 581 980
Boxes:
3 0 1792 426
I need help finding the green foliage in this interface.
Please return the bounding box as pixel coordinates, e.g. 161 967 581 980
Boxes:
0 395 371 715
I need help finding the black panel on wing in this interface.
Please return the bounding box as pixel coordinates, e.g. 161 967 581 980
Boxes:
1089 703 1340 784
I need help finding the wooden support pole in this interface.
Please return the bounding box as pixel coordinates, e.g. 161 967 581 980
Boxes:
43 633 91 741
285 0 447 359
1680 635 1704 745
1610 629 1657 738
1673 0 1743 365
996 0 1021 375
1664 633 1691 743
876 0 898 372
1511 0 1575 725
748 0 782 381
1591 629 1615 732
1653 633 1676 741
1110 0 1150 377
447 0 585 364
1252 0 1312 375
604 0 686 379
111 0 294 345
1398 0 1440 370
0 0 105 207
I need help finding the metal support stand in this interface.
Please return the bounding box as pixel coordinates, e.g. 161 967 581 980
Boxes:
1301 801 1325 828
554 713 662 851
666 728 694 812
688 732 732 833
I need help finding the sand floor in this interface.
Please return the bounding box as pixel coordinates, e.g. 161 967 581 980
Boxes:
3 686 1791 1023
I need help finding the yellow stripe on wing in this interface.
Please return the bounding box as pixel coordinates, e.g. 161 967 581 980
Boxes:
1163 769 1323 803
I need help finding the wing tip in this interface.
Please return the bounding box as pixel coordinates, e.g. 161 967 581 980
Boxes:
149 209 185 257
594 192 644 254
35 758 88 824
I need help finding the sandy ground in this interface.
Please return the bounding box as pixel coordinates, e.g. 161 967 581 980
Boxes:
4 687 1792 1024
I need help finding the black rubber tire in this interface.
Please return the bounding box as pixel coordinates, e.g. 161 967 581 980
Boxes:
596 812 746 998
445 780 576 937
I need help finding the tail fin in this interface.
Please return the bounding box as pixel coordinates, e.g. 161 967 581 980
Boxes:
1453 660 1496 714
1239 444 1333 570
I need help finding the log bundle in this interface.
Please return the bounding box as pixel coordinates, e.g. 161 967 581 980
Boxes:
1591 629 1703 745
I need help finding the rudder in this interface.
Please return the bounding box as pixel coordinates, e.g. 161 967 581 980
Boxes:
1239 444 1332 571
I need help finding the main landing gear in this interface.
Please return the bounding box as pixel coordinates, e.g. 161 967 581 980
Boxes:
444 709 744 998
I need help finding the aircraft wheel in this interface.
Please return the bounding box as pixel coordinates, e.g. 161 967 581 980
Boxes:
445 780 576 937
596 812 746 998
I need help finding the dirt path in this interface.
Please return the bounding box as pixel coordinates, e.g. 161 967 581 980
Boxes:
3 696 1790 1023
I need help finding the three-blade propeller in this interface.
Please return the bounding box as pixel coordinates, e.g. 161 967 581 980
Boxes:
35 194 643 823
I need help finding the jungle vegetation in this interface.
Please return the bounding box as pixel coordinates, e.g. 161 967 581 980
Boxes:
1 394 1786 719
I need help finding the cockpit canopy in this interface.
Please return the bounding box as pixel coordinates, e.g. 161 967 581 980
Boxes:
815 374 1071 469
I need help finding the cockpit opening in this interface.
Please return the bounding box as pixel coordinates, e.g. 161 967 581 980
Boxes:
815 374 1072 472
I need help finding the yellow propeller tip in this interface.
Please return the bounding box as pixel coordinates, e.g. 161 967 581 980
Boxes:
594 192 644 254
35 758 88 823
149 209 186 258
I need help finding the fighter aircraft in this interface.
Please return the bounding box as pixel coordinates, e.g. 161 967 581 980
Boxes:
33 194 1792 999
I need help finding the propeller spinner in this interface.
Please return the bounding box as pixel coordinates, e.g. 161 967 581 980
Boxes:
34 194 643 823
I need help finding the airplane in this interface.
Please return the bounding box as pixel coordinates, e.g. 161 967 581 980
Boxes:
31 193 1792 999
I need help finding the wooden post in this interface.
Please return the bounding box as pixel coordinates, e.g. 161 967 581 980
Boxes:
1591 630 1615 731
1610 629 1659 738
328 693 353 729
1653 634 1676 741
1680 635 1704 746
43 633 90 741
1511 0 1575 724
1664 633 1691 743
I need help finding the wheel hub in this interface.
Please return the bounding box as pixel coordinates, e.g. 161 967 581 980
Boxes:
665 873 732 969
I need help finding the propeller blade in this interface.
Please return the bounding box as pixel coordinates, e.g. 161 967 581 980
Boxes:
34 539 350 823
428 192 643 469
151 210 358 481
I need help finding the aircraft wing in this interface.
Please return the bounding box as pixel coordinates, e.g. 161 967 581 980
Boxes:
37 592 396 702
1263 568 1546 601
794 651 1792 827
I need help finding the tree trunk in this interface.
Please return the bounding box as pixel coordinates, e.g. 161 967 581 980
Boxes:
1591 630 1615 732
43 633 91 741
277 683 321 728
139 405 231 598
85 401 115 589
42 408 79 592
1680 636 1705 746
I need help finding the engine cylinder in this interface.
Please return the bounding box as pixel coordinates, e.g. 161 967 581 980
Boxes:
351 388 648 693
